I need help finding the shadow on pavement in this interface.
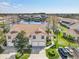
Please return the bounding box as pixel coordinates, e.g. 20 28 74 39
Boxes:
31 46 45 54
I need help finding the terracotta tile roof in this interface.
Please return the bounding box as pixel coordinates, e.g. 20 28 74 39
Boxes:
10 24 47 36
31 28 47 35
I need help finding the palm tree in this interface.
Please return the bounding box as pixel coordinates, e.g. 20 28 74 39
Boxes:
46 16 51 40
52 16 59 32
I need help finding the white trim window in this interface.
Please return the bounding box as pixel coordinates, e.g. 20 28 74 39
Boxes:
8 36 11 39
33 35 36 39
41 35 44 39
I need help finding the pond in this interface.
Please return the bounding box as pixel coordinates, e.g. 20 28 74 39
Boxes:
19 20 47 24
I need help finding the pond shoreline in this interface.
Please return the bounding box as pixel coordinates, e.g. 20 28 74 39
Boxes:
19 20 47 25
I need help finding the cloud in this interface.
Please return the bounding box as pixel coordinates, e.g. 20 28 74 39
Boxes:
0 1 24 9
0 1 79 13
0 1 26 13
0 2 11 8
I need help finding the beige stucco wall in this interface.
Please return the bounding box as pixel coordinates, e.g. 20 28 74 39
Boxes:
30 33 46 46
6 33 17 46
6 32 47 47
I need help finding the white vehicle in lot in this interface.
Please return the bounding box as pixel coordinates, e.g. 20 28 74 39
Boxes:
65 47 74 56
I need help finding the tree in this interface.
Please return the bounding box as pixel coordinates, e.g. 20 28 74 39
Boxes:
0 31 6 47
3 27 10 33
46 16 51 40
0 21 10 33
14 31 29 55
52 16 59 32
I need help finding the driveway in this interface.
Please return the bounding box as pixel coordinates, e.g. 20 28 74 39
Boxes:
0 47 16 59
28 47 48 59
3 47 16 54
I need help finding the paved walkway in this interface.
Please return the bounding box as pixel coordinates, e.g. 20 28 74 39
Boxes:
0 53 16 59
0 54 8 59
28 48 48 59
0 47 16 59
45 41 54 49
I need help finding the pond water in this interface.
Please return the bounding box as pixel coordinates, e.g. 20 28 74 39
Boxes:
19 20 47 24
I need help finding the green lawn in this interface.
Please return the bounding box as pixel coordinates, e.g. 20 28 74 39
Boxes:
16 53 29 59
15 49 31 59
58 24 67 32
0 22 5 28
57 32 79 48
52 24 79 48
46 47 59 59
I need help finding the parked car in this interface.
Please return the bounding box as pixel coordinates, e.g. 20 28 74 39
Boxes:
58 48 68 58
58 47 74 59
65 48 74 57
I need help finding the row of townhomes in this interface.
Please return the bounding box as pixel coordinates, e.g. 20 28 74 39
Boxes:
6 24 47 47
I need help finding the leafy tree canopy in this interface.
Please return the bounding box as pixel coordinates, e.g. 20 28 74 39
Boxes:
14 31 29 54
0 31 6 45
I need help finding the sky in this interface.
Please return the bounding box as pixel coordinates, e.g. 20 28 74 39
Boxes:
0 0 79 13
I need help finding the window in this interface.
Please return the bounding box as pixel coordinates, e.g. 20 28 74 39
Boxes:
33 35 36 39
8 36 11 39
41 36 44 39
12 40 15 43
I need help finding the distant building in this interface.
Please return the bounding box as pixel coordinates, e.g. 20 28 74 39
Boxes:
59 18 78 29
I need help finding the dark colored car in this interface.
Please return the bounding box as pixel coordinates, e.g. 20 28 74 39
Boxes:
58 48 68 59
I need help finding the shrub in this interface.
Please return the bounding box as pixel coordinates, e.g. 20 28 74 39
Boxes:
23 48 31 54
54 29 60 35
48 50 55 57
15 52 30 59
62 33 75 42
3 28 10 33
60 23 69 29
46 48 59 59
46 40 52 46
0 46 4 53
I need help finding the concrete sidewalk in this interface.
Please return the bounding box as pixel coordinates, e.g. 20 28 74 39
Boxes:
0 53 16 59
0 47 16 59
45 41 54 49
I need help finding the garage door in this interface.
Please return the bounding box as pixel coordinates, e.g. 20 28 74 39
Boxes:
32 42 38 46
32 42 45 46
38 42 45 46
